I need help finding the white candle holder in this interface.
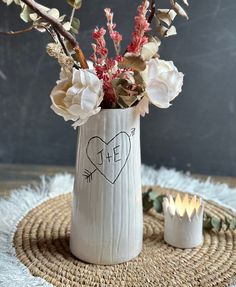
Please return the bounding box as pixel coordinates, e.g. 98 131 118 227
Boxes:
163 193 204 249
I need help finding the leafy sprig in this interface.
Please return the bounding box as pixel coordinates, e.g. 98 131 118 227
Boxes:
154 0 189 38
1 0 88 69
143 188 236 232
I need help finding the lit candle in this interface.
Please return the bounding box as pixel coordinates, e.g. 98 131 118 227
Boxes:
163 194 204 249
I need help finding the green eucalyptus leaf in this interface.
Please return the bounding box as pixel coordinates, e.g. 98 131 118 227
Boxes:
143 189 154 212
225 217 231 231
203 217 212 230
211 217 222 232
67 0 82 9
229 219 236 230
149 191 158 201
153 197 162 213
70 27 78 36
72 17 80 30
153 195 166 213
70 17 80 36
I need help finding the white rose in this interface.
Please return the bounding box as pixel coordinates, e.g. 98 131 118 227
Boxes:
50 68 103 128
143 59 184 109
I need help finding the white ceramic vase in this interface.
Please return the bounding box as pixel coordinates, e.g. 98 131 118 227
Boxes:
70 107 143 265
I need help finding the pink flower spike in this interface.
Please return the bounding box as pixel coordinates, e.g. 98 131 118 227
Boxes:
127 0 151 54
91 27 108 64
90 43 97 64
104 8 113 23
104 7 122 55
92 27 106 39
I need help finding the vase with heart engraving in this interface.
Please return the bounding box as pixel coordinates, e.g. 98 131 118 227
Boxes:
70 107 143 265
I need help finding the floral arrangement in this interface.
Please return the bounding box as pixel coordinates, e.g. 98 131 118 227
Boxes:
1 0 189 128
2 0 236 234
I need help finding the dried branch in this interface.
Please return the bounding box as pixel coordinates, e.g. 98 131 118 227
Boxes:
0 26 33 35
20 0 88 68
148 0 156 23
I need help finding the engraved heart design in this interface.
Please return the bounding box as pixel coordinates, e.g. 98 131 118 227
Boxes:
86 132 131 184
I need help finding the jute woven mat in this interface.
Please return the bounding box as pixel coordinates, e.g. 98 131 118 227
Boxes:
13 187 236 287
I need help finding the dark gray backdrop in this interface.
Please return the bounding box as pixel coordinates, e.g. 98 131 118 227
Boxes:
0 0 236 176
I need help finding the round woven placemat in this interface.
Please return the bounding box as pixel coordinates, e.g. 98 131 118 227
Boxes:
14 187 236 287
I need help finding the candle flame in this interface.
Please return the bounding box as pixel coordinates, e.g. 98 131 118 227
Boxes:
164 194 203 218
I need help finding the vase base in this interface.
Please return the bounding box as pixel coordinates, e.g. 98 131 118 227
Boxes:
70 243 142 265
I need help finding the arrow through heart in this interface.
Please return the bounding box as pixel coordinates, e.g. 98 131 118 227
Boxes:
85 131 131 184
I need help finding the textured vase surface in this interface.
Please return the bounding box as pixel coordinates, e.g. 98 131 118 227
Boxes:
70 107 143 265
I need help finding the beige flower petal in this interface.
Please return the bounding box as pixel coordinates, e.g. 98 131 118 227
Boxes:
80 87 99 111
165 26 177 37
135 96 150 117
141 40 160 61
146 80 171 109
157 9 177 26
50 90 66 108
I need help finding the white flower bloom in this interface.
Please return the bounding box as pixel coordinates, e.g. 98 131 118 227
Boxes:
50 68 103 128
143 58 184 109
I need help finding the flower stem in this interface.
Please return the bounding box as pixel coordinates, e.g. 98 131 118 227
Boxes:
0 26 33 35
148 0 156 23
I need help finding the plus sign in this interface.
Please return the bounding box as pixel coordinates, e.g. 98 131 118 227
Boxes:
106 152 112 162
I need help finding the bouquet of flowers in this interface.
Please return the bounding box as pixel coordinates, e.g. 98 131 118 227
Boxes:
1 0 189 128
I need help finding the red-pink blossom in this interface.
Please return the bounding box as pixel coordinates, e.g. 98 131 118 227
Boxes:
110 31 122 44
92 27 106 39
92 27 108 63
93 57 127 108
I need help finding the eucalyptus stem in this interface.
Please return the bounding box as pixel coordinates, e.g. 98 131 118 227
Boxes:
70 7 76 25
148 0 156 23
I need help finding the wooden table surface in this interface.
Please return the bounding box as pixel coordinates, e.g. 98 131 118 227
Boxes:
1 164 236 198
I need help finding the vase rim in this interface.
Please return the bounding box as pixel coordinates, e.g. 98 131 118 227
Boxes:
100 106 136 112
